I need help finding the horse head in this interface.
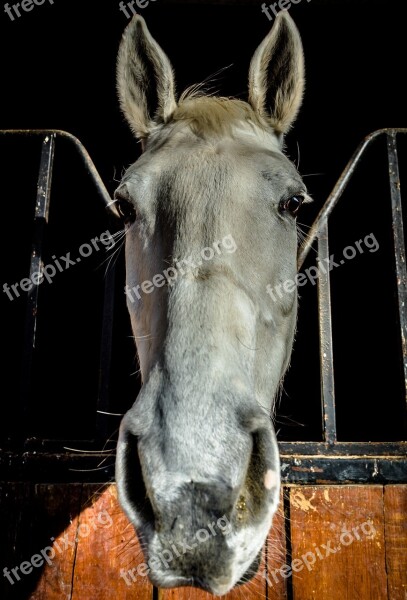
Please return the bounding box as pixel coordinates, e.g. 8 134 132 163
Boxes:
114 12 308 594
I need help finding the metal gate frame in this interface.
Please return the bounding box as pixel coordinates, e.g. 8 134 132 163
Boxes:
0 128 406 483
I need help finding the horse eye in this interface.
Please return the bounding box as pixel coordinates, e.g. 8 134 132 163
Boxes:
116 198 136 224
280 195 304 217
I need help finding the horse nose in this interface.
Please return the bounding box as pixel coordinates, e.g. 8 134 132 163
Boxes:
153 478 237 532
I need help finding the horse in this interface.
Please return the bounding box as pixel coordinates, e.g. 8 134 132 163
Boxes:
113 11 309 595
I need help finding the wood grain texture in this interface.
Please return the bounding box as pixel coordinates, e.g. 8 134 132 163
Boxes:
29 484 82 600
3 483 406 599
289 486 388 600
384 485 407 600
263 490 288 600
70 484 152 600
0 483 82 600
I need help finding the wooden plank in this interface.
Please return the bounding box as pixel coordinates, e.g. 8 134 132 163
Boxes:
384 485 407 600
0 483 82 600
8 483 404 600
289 486 388 600
29 484 82 600
264 490 288 600
71 483 152 600
0 482 31 600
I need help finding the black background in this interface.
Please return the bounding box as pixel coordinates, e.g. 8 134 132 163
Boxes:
1 0 406 444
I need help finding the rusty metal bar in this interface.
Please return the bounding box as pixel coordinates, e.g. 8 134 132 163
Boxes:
1 446 406 483
0 129 114 442
0 130 112 208
20 135 55 424
387 132 407 408
317 220 337 444
298 128 407 269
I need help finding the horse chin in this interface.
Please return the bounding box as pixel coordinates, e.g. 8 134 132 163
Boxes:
237 549 263 585
141 531 265 596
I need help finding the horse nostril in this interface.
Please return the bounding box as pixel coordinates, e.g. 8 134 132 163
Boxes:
116 428 155 529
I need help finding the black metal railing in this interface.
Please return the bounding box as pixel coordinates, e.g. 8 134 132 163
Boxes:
279 128 407 484
1 130 116 479
0 128 406 483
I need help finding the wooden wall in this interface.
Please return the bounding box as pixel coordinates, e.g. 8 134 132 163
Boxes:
1 483 406 599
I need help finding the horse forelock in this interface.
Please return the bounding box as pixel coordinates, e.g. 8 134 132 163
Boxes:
170 93 271 138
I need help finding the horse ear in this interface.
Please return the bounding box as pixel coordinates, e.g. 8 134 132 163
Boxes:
248 11 304 135
117 16 177 140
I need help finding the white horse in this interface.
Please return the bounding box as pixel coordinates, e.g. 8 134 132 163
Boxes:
114 11 309 595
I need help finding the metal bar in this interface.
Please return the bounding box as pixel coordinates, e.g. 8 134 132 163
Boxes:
0 129 114 447
13 439 407 456
279 456 407 484
298 128 407 269
20 135 55 429
0 130 112 208
0 451 115 483
0 451 405 484
317 221 337 444
278 441 407 456
387 132 407 410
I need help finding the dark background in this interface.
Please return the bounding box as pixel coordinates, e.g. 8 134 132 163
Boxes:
0 0 406 446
